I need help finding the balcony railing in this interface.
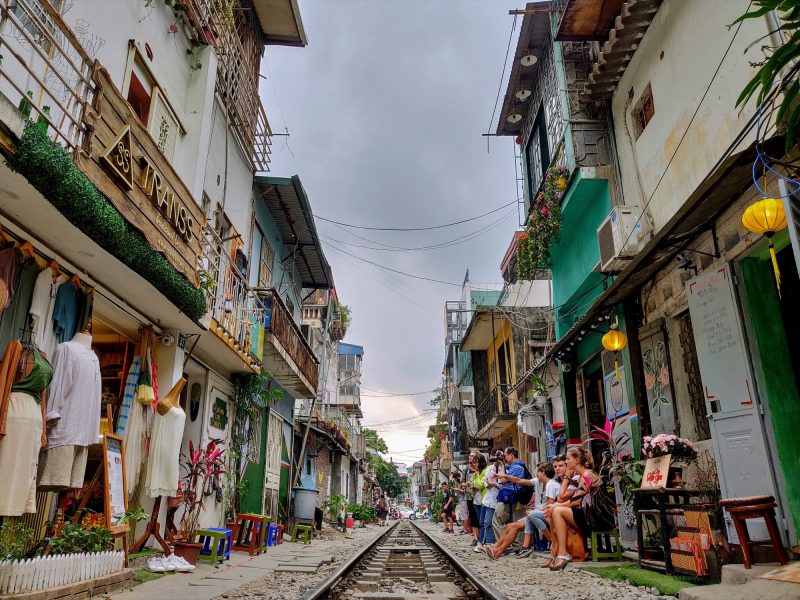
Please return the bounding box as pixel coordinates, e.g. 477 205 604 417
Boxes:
200 227 318 389
261 288 319 391
187 0 272 173
0 0 95 154
476 384 518 433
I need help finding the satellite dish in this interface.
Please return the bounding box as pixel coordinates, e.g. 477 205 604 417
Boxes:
520 54 538 67
515 89 532 101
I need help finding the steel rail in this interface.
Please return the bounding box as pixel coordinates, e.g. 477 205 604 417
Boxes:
299 521 400 600
408 520 509 600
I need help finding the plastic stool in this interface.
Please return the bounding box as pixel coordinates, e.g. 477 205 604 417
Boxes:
532 529 549 551
720 496 789 569
590 529 622 562
267 524 279 547
196 528 229 565
232 513 264 556
276 524 285 544
292 524 313 544
209 527 232 560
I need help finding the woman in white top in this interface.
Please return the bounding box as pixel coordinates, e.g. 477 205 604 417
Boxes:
477 449 504 548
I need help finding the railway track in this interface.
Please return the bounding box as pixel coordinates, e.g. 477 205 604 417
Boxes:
300 521 508 600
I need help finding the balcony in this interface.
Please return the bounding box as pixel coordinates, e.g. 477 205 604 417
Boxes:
200 227 318 396
186 0 272 172
476 384 519 439
0 0 95 156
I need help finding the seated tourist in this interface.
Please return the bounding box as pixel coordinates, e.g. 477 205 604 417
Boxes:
548 447 614 571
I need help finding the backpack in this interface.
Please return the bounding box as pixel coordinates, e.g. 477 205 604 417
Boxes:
515 464 534 506
580 475 617 531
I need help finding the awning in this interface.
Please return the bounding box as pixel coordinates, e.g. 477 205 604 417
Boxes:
554 0 626 41
548 137 784 358
460 308 507 352
255 175 334 289
252 0 308 47
496 2 551 137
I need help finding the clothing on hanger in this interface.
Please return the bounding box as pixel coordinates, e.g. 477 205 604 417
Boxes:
0 247 17 311
29 269 62 359
52 280 80 344
0 253 41 352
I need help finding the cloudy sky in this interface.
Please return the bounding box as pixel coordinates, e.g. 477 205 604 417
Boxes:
264 0 522 465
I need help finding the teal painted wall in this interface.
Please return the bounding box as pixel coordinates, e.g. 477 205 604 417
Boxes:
550 175 611 338
739 254 800 536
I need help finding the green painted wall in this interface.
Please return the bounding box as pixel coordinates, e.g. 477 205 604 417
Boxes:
739 254 800 536
550 175 611 338
241 407 268 514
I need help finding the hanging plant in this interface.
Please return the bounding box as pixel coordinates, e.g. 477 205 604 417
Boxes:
517 164 570 280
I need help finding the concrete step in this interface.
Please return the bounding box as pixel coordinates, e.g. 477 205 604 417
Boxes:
679 579 800 600
721 563 782 584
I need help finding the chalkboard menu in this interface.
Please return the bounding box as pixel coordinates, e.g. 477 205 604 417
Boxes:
103 434 128 526
686 264 754 413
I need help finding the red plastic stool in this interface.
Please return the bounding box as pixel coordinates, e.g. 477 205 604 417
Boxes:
276 524 285 544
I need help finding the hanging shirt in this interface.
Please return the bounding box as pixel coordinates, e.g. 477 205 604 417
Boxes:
45 340 101 448
0 247 17 310
52 280 80 343
0 255 39 350
29 270 61 358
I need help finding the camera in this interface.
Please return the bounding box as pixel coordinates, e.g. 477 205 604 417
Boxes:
161 333 175 347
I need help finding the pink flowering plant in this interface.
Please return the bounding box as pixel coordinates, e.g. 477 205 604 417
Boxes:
516 164 569 279
642 433 697 462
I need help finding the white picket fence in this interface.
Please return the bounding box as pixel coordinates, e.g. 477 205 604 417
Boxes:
0 551 125 595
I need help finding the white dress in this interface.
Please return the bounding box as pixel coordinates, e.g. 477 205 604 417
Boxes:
144 406 186 498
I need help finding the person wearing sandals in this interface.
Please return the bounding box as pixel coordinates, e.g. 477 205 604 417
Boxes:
474 449 503 552
466 453 482 545
548 448 602 571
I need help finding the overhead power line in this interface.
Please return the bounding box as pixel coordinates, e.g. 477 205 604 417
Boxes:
314 200 516 231
361 386 439 396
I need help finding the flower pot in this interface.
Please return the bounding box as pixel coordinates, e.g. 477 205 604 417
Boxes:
172 541 203 565
354 519 362 528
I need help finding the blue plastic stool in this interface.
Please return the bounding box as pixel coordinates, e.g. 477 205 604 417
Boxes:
532 529 549 551
198 527 232 562
267 524 279 547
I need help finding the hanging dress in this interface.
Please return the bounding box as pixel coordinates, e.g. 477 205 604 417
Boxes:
0 345 53 515
144 406 186 498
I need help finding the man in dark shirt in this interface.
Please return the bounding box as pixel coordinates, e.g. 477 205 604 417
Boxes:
439 482 455 533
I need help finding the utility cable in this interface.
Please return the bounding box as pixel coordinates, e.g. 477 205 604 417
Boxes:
487 13 518 136
313 200 517 231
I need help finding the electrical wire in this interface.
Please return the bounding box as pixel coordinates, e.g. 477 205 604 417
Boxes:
313 200 517 231
487 13 518 136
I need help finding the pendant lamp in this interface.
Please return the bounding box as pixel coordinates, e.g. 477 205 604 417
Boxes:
602 325 627 379
741 197 787 297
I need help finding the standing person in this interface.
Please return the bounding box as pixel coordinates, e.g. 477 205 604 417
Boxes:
439 482 455 533
452 472 468 532
476 448 503 552
493 447 526 545
471 453 488 549
376 493 388 527
466 453 481 543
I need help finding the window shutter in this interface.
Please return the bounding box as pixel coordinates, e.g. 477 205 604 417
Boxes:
148 88 179 160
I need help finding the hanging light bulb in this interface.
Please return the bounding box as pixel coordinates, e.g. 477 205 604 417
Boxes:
520 54 537 67
507 111 522 124
742 197 787 297
515 89 532 101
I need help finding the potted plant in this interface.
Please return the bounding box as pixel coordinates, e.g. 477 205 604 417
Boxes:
174 438 225 564
324 494 347 525
348 503 363 528
642 433 698 487
527 373 552 407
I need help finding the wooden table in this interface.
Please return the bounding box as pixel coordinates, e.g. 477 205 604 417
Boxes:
633 487 703 574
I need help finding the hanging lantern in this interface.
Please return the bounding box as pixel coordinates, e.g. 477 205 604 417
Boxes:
742 197 787 297
515 134 522 145
602 326 627 378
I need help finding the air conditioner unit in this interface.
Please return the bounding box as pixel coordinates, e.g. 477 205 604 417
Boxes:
597 205 645 273
459 387 475 407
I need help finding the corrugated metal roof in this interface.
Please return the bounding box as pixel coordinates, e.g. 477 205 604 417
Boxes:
254 175 334 290
338 343 364 356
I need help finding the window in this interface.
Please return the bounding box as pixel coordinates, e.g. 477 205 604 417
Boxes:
13 0 64 54
258 237 274 288
632 83 655 139
526 104 550 199
124 47 183 160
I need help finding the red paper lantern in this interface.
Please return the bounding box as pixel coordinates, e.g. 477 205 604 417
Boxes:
515 134 522 145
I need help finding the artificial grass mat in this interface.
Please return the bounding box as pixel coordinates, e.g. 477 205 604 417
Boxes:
583 565 711 597
132 568 168 585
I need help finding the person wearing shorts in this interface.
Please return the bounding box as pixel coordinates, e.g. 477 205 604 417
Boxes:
439 482 455 532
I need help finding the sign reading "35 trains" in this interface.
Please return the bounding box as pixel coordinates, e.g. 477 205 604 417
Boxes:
78 65 205 286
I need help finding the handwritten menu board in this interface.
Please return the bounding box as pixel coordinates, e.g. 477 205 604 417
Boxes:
686 265 754 413
103 434 128 526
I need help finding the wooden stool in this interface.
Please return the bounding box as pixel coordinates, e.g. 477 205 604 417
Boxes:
196 528 230 565
590 529 623 562
232 513 265 556
292 524 313 544
719 496 789 569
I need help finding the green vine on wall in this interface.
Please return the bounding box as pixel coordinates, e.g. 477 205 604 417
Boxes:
6 122 207 320
517 164 569 280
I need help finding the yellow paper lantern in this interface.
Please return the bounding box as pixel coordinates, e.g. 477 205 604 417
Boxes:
742 197 787 296
602 328 627 378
